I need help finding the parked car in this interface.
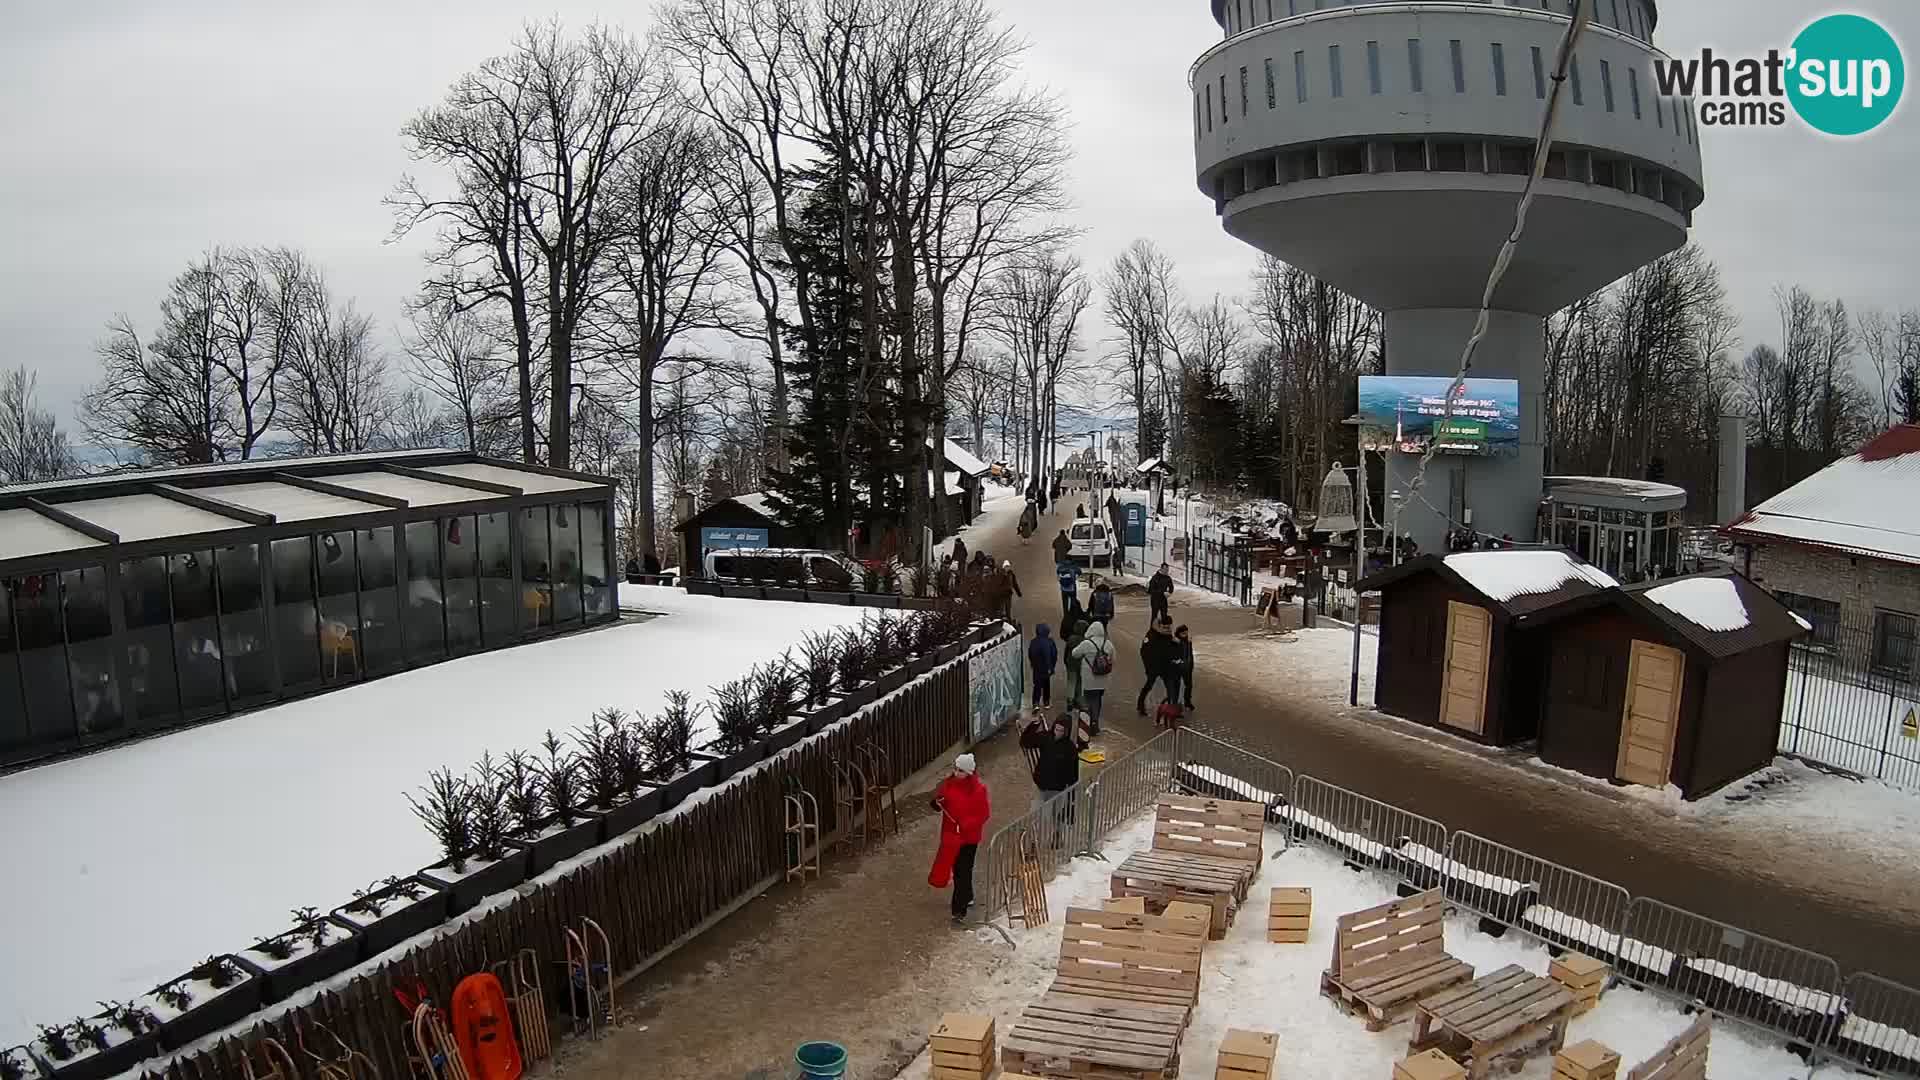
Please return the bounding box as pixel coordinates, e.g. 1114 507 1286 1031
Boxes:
702 548 860 588
1068 520 1114 563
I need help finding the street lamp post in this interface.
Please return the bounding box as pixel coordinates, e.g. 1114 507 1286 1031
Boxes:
1341 415 1367 708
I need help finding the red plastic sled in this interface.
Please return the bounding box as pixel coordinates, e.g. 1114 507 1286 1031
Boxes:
928 817 963 889
450 973 524 1080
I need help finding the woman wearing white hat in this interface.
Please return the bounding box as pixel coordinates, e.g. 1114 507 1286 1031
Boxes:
928 753 991 925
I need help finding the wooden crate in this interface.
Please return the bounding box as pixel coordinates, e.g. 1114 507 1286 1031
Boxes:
930 1013 997 1080
1103 895 1148 915
1549 953 1611 1015
1216 1029 1277 1080
1555 1039 1622 1080
1163 899 1213 941
1268 886 1312 943
1394 1048 1466 1080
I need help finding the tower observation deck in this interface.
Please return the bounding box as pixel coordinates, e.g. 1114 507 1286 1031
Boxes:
1192 0 1703 552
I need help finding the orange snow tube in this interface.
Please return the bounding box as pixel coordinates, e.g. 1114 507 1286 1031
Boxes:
451 973 524 1080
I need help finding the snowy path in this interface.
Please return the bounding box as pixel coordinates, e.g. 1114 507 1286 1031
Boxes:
0 587 864 1047
893 812 1813 1080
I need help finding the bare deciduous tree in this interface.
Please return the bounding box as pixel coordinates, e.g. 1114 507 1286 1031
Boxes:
0 367 76 483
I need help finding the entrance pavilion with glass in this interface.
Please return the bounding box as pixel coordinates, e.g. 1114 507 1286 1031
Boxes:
0 451 618 767
1539 475 1688 584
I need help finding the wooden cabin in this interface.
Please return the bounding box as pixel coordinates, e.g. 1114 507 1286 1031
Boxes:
1358 550 1617 745
1532 569 1805 799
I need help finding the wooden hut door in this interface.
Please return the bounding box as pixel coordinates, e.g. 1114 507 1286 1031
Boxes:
1439 601 1492 734
1615 639 1685 788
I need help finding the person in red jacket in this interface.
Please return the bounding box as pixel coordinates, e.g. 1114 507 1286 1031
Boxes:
928 753 991 925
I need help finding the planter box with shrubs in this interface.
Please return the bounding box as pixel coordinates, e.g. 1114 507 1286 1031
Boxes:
332 876 453 959
142 955 264 1053
26 1002 166 1080
233 912 364 1005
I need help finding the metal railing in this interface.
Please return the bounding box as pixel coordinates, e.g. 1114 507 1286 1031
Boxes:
1779 612 1920 791
973 734 1920 1077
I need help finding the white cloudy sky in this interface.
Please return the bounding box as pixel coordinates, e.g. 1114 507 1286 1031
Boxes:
1 0 1915 428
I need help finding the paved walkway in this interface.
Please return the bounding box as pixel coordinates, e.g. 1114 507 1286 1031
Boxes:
555 488 1920 1080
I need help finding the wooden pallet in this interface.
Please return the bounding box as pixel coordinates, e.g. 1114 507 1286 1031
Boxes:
1215 1029 1277 1080
931 1013 998 1080
1103 895 1148 915
1002 991 1183 1080
1625 1015 1709 1080
1548 953 1610 1017
1111 851 1241 939
1555 1039 1622 1080
1320 889 1473 1031
1409 964 1574 1079
1148 794 1265 900
1268 886 1312 944
1052 907 1204 1018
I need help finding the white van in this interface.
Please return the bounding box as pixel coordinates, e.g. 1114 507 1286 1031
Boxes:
702 548 860 588
1068 520 1114 563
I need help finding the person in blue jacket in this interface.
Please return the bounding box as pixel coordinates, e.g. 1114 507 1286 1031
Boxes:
1027 623 1058 711
1055 558 1081 623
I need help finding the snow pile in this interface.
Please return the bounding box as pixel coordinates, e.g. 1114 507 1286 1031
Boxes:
1643 577 1751 632
1444 550 1617 601
0 586 866 1048
899 811 1813 1080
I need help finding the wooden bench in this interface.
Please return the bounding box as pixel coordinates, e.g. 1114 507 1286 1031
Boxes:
1050 906 1204 1018
1147 794 1264 896
1319 888 1474 1030
1625 1015 1709 1080
1408 964 1574 1078
1002 990 1185 1080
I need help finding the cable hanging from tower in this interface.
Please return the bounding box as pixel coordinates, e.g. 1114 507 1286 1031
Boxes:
1399 0 1596 539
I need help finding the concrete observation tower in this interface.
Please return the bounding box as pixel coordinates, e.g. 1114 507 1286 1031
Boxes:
1190 0 1703 552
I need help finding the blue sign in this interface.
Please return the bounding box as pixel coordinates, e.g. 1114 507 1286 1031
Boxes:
1123 504 1147 546
700 526 769 555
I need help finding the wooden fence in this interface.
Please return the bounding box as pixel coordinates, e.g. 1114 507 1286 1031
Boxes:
139 657 975 1080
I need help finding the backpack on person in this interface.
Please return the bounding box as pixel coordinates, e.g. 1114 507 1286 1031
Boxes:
1090 639 1114 677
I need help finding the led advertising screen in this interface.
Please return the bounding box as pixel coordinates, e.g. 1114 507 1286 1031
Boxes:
1357 376 1522 456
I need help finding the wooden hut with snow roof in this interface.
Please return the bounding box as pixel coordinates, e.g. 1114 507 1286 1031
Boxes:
1358 549 1619 746
1530 568 1806 799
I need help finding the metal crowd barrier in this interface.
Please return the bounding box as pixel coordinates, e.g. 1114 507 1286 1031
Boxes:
970 729 1920 1077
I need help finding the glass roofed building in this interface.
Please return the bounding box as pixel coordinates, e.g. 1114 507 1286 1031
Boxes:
0 451 617 766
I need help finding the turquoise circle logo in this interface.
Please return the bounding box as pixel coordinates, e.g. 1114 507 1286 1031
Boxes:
1787 14 1905 136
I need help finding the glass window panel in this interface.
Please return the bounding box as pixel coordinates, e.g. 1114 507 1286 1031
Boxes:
15 572 73 744
1294 50 1308 103
1407 39 1423 93
1570 57 1583 105
521 505 553 630
582 502 611 618
552 504 583 625
63 567 121 736
356 526 399 674
0 580 23 751
1367 40 1382 94
1532 46 1546 98
217 544 271 700
1328 45 1342 98
272 536 321 689
171 550 226 715
1265 57 1277 108
446 515 482 652
405 520 446 661
1449 39 1465 93
477 512 514 646
120 555 179 728
316 530 360 683
1492 42 1507 96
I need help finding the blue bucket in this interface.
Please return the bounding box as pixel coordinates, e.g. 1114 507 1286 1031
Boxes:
794 1041 848 1078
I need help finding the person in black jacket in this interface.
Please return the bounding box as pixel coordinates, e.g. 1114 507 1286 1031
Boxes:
1020 712 1089 845
1148 563 1175 622
1174 623 1196 710
1136 615 1181 716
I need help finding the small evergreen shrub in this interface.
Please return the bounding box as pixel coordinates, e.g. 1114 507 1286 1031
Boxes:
406 767 474 874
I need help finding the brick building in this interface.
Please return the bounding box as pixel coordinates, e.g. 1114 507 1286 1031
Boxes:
1724 424 1920 678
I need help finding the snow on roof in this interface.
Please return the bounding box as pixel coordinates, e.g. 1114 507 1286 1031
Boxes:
1545 475 1689 502
0 448 452 498
209 481 387 522
1134 457 1169 474
941 438 990 477
943 470 964 496
0 507 104 561
423 461 603 494
58 493 249 542
1442 550 1617 602
1642 576 1751 632
325 470 492 507
732 492 784 521
1727 425 1920 565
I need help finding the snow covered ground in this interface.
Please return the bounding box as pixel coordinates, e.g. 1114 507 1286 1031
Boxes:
896 811 1819 1080
1202 625 1379 706
0 586 866 1048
